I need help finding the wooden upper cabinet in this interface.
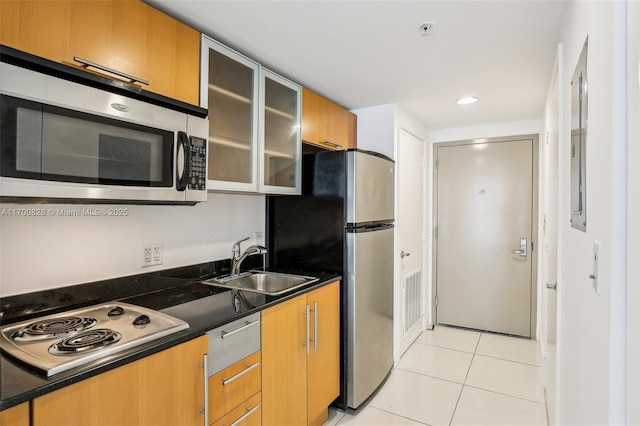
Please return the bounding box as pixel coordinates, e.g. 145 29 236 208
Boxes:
302 88 357 150
0 0 200 106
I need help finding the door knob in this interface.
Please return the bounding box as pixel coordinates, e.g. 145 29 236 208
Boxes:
401 251 411 259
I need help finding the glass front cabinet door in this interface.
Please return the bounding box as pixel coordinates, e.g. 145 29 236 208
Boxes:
259 69 301 194
201 35 301 194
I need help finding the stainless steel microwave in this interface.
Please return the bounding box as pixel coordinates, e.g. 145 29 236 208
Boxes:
0 61 208 204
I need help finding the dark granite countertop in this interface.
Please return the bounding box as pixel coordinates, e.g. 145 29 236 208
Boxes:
0 261 340 411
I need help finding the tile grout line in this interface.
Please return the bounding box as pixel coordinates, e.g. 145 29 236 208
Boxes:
413 340 478 355
468 334 546 406
461 383 547 405
448 332 483 425
364 406 432 425
394 366 466 386
472 352 543 368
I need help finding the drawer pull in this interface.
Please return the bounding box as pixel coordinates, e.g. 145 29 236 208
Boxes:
223 404 260 426
302 304 310 354
322 140 343 148
220 320 259 339
199 355 208 426
73 57 150 86
222 362 260 386
310 301 318 350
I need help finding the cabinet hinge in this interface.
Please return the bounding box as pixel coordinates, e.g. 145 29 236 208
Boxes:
545 131 550 145
434 296 438 307
435 226 438 239
435 158 439 170
423 157 428 168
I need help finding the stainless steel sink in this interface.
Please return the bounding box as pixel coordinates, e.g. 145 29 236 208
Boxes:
202 271 319 296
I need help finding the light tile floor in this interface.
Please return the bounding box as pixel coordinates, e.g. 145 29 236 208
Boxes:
325 326 548 426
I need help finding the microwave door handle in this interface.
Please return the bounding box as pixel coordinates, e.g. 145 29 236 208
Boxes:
176 131 190 191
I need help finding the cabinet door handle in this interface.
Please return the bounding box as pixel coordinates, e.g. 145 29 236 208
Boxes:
73 56 150 86
222 362 260 386
223 404 260 426
302 304 310 354
309 301 318 350
198 354 208 426
220 320 259 339
322 140 343 148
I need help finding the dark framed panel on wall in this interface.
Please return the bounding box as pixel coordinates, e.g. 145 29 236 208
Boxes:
571 37 588 232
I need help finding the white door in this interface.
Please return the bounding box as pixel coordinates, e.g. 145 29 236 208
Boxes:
542 54 561 425
397 129 425 357
435 138 535 337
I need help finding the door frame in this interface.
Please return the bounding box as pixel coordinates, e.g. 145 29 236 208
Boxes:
396 127 426 360
431 134 539 338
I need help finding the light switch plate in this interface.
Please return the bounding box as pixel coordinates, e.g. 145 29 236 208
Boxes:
592 241 601 295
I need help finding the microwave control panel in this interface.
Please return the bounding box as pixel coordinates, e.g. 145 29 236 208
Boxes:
189 137 207 191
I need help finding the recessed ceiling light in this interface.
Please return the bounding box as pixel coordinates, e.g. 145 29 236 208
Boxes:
456 97 478 105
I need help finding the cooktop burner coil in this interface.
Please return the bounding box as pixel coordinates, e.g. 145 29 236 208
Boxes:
49 329 123 355
12 316 98 341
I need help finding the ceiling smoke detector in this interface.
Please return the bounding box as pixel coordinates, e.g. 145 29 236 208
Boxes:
419 22 434 36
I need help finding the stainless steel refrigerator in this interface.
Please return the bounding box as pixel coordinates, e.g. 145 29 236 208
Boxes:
267 148 394 409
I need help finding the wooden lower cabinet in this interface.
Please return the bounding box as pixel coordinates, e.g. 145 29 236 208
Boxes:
211 392 261 426
0 402 29 426
31 335 207 426
208 351 261 424
306 282 341 426
261 281 340 426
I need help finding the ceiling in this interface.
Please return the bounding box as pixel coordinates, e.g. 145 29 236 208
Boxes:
149 0 566 130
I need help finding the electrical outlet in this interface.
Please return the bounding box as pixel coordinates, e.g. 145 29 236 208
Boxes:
143 245 152 267
152 243 163 265
142 243 163 267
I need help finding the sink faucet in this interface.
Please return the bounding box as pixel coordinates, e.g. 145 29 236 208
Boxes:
231 237 267 276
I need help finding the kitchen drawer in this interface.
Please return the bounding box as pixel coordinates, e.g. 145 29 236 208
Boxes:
211 392 261 426
207 312 260 375
209 351 261 423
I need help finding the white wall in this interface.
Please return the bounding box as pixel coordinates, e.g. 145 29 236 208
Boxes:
627 2 640 424
429 119 543 144
554 1 628 424
540 43 563 426
353 104 396 160
0 193 265 297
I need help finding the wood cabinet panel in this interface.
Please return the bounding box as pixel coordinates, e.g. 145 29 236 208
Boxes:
32 336 207 426
211 392 261 426
302 88 356 150
261 282 341 426
0 1 71 62
307 281 341 426
208 351 261 423
261 295 308 426
0 0 199 105
0 402 29 426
